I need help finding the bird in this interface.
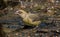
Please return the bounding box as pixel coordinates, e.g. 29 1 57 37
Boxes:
15 9 41 26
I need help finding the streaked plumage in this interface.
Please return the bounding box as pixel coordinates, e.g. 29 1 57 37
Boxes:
15 9 41 26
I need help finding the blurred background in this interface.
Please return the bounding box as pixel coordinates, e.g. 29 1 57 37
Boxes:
0 0 60 37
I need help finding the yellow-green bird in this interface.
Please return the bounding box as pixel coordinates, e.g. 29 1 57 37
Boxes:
15 9 41 26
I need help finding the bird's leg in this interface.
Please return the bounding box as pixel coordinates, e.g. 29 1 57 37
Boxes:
30 26 39 32
34 26 39 29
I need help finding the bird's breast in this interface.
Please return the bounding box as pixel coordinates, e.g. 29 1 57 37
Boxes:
18 12 41 26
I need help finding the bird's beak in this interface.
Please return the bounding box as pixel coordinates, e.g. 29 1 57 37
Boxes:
14 11 19 15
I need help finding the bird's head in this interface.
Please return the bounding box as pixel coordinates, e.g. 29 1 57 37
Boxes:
15 10 28 18
15 10 22 15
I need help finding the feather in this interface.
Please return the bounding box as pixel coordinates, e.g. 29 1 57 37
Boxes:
15 9 41 26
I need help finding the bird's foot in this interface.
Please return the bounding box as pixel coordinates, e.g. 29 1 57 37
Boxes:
30 26 39 32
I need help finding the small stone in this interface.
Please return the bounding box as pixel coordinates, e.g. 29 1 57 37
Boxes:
15 33 18 35
56 0 59 3
28 36 30 37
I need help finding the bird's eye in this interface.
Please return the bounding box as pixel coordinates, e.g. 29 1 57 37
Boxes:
19 12 22 14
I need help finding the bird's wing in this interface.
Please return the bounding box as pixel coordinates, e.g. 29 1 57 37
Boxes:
28 14 40 22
